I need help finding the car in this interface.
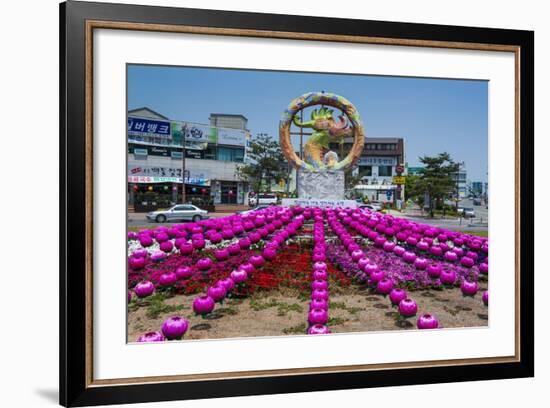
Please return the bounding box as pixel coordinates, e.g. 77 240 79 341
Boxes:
237 205 272 215
146 204 209 223
359 204 384 213
461 207 475 218
248 193 278 206
473 198 482 206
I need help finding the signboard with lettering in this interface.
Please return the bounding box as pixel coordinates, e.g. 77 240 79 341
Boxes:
358 156 398 166
281 198 357 208
128 117 171 138
171 121 216 147
215 127 247 147
128 166 209 185
392 176 406 185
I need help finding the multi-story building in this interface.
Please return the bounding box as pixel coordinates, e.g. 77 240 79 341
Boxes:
209 113 248 130
329 137 405 203
127 108 250 212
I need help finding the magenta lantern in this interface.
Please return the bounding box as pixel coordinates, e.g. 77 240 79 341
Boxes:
460 256 475 268
444 251 458 262
363 263 379 275
312 270 328 281
238 238 251 249
311 280 329 291
403 251 417 263
214 248 230 261
227 243 241 256
308 308 329 325
427 264 442 278
192 239 206 250
207 284 227 302
383 241 396 252
307 324 330 335
159 241 174 253
230 269 248 284
376 278 394 295
129 256 146 270
440 270 457 285
197 258 213 271
369 269 385 283
393 245 406 257
249 255 265 267
313 261 328 272
219 278 236 292
134 281 155 298
139 235 154 247
482 291 488 305
137 331 165 342
398 298 418 317
159 272 177 286
193 295 215 315
178 242 194 255
161 316 189 340
132 248 148 258
416 313 439 329
175 266 194 280
239 262 255 274
389 288 407 305
311 289 329 301
414 257 428 270
479 262 489 274
310 298 329 310
262 247 277 260
429 246 443 257
461 280 479 296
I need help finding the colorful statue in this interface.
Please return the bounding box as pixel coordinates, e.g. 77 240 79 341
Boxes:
279 92 365 172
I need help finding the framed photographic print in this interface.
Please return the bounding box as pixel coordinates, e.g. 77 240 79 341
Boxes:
60 0 534 406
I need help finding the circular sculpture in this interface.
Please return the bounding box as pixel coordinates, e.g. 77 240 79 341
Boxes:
279 92 365 171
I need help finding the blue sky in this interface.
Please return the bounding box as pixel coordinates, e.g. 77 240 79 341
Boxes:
128 64 488 182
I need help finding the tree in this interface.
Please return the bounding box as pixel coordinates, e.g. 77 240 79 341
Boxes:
404 153 459 218
236 134 290 193
416 152 459 218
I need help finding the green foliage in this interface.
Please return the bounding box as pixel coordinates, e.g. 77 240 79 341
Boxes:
236 134 290 192
145 295 186 319
406 153 460 217
283 323 307 334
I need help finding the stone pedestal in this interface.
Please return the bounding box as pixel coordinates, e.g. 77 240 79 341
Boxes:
297 170 345 200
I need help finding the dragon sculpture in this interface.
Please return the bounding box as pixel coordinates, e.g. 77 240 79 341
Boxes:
279 92 365 172
292 106 353 169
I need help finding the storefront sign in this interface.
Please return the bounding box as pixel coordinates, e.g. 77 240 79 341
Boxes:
358 156 398 166
185 149 204 159
171 121 216 146
281 198 357 208
215 127 247 146
128 166 209 186
392 176 406 185
128 117 171 138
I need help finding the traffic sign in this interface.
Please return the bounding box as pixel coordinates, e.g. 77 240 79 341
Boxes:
396 164 405 174
392 176 406 185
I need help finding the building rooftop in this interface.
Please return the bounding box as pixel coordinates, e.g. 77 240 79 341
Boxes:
209 113 248 120
128 107 170 120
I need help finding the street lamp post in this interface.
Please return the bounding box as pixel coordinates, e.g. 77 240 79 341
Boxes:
455 161 465 213
181 130 186 204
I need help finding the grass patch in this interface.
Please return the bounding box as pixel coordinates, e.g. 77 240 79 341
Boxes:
330 302 362 315
463 230 488 237
216 307 238 316
145 295 186 319
328 316 350 326
283 323 306 334
250 298 304 316
277 303 303 316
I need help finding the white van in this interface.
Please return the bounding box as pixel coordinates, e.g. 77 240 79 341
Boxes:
248 193 278 206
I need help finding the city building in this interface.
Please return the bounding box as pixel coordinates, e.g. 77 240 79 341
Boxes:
209 113 248 130
127 108 250 212
452 168 468 199
471 181 484 197
329 137 405 204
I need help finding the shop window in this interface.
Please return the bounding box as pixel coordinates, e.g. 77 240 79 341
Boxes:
378 165 393 177
359 165 372 176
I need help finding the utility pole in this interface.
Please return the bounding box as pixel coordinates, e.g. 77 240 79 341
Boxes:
181 126 186 204
454 161 465 213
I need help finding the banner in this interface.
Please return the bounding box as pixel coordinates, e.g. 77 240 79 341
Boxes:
128 117 171 138
171 121 216 147
128 165 210 185
358 156 398 166
215 127 247 146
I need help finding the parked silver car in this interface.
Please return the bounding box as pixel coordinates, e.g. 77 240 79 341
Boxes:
146 204 209 223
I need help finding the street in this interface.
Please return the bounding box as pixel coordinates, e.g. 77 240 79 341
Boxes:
388 198 488 233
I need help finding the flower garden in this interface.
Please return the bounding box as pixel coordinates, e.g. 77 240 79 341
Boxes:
127 206 488 342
